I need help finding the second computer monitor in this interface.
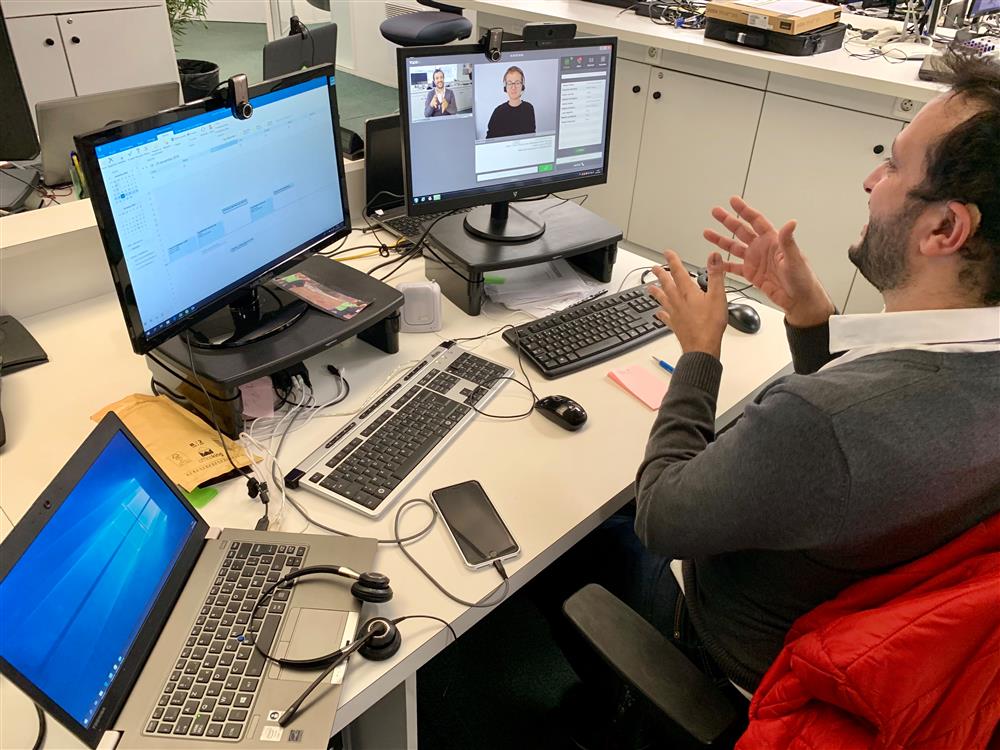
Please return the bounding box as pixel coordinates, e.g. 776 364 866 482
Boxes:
397 37 616 242
969 0 1000 17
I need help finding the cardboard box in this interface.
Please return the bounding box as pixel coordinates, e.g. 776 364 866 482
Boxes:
705 0 841 35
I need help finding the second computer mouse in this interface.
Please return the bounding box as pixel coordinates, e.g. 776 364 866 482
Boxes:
534 395 588 432
728 303 761 334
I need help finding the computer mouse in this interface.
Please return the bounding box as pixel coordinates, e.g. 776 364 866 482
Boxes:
534 394 588 432
727 303 761 334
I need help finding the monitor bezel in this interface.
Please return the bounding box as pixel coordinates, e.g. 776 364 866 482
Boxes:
969 0 1000 17
75 64 351 355
0 413 209 749
396 37 618 218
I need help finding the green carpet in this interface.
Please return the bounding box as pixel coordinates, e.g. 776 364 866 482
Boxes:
172 21 398 132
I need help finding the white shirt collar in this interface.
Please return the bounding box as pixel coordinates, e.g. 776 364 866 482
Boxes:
824 307 1000 370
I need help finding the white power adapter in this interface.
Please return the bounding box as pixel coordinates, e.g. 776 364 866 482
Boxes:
397 281 442 333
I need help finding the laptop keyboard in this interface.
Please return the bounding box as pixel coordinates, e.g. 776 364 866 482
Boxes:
144 541 307 741
383 207 472 238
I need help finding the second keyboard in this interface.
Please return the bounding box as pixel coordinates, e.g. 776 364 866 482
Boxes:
502 285 670 378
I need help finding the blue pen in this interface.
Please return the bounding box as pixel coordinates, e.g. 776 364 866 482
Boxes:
650 355 674 374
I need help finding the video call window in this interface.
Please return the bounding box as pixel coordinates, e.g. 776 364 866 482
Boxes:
403 45 613 206
408 63 474 121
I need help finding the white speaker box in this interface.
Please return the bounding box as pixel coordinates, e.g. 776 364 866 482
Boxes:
397 281 442 333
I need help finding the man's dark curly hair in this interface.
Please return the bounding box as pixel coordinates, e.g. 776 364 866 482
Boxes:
909 51 1000 306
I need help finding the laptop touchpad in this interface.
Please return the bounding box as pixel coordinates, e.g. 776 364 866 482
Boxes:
276 608 349 682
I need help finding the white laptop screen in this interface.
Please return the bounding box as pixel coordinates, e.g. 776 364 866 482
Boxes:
0 430 198 729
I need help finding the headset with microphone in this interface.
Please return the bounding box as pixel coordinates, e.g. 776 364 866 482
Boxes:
238 564 402 726
502 66 526 92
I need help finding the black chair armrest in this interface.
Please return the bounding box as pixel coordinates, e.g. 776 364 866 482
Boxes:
563 584 740 745
418 0 465 13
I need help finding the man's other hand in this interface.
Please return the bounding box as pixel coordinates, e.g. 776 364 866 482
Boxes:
430 98 439 110
648 250 728 360
441 98 449 112
704 196 835 328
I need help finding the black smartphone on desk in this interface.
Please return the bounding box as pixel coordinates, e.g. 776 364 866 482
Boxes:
431 480 519 570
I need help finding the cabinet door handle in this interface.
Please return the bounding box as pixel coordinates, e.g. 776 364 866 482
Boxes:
873 144 885 155
44 37 56 46
71 36 81 44
652 91 662 100
632 85 641 94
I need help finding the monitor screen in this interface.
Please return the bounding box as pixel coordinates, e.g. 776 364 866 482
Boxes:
78 66 349 354
397 38 616 216
970 0 1000 16
0 430 198 731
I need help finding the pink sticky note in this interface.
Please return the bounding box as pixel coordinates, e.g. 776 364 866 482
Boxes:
608 364 668 410
239 377 275 419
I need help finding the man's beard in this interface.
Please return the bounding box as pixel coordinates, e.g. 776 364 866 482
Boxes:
848 203 917 292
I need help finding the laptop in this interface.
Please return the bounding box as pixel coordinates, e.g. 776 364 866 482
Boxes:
0 413 375 749
363 114 471 240
36 82 181 187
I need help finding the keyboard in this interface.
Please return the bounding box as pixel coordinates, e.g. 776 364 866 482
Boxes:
502 285 671 378
382 207 472 238
144 541 305 741
285 342 512 518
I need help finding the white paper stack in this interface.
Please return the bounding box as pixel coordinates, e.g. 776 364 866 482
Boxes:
484 259 605 318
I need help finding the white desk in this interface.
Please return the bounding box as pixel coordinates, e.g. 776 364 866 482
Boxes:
0 235 792 749
468 0 945 102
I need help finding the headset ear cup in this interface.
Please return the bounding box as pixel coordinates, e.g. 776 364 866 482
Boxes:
350 571 393 604
358 618 401 661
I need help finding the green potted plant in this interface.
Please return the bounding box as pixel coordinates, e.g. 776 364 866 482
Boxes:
167 0 219 102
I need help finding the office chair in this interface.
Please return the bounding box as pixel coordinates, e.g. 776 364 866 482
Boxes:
379 0 473 46
563 584 747 748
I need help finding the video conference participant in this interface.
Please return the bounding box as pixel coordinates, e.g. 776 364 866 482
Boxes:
486 66 535 139
424 69 456 117
533 51 1000 744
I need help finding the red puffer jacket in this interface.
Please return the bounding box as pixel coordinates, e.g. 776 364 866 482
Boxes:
738 514 1000 750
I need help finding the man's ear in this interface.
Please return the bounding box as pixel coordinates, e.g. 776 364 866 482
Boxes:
920 201 981 258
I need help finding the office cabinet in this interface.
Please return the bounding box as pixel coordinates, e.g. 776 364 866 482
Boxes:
2 0 178 129
742 93 903 313
5 15 77 123
628 68 764 266
579 58 651 236
57 6 176 95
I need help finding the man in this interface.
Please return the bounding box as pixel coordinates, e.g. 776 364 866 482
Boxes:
485 66 535 139
424 69 456 118
617 50 1000 697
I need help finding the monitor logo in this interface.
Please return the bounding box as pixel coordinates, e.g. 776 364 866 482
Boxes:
513 191 518 197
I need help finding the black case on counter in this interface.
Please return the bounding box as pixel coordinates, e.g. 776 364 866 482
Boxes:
704 18 847 56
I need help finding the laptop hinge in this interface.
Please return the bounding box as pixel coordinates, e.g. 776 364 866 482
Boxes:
205 527 223 540
99 730 122 749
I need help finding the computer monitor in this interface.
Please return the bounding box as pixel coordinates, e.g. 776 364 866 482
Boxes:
396 36 617 242
364 114 404 214
1 12 43 212
969 0 1000 16
263 21 337 80
75 64 351 355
